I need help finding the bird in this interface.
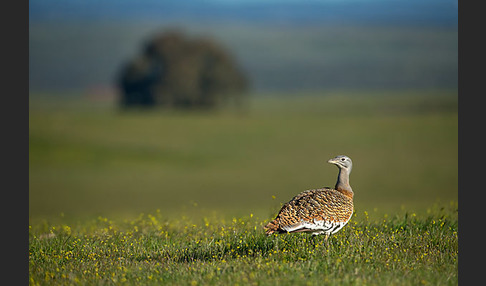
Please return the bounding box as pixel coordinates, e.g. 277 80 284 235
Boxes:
264 155 354 241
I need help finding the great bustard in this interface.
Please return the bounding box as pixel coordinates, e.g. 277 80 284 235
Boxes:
264 155 354 241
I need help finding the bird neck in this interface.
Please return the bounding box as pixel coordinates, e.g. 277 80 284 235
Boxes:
335 169 353 199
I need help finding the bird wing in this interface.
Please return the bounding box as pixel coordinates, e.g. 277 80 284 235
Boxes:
273 188 353 233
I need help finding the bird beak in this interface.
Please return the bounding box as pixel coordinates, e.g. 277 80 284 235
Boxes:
327 158 337 164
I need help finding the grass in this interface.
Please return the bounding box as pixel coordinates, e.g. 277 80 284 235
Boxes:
29 89 458 284
29 203 458 285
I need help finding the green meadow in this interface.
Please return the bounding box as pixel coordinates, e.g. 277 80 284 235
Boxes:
29 90 458 285
29 205 457 285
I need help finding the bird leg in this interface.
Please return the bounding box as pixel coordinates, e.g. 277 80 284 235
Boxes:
310 234 318 248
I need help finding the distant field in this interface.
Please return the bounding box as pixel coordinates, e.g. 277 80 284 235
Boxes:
29 23 457 91
29 89 457 222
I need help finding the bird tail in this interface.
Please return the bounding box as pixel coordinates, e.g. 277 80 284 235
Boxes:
264 220 279 236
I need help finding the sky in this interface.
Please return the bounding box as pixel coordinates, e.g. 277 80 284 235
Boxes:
29 0 458 92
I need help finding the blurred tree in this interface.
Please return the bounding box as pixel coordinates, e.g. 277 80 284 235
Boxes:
118 30 249 109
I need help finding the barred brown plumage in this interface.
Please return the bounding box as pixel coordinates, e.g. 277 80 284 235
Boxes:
264 155 354 241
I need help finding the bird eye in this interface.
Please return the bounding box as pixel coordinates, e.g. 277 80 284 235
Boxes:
341 158 346 161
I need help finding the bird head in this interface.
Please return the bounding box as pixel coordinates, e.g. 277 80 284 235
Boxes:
327 155 352 173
